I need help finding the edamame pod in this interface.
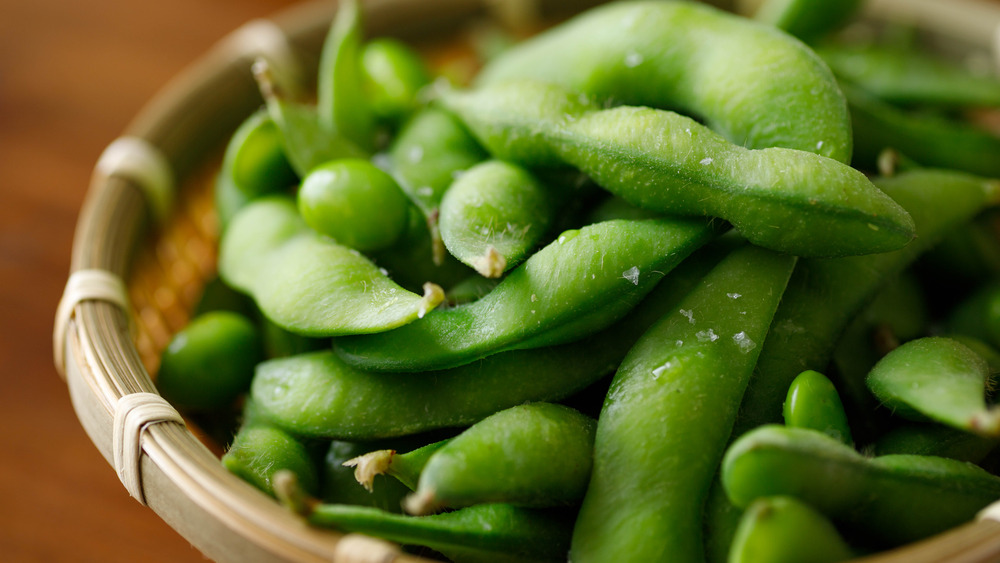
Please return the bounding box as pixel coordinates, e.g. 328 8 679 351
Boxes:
404 403 596 515
250 240 729 439
222 424 320 498
570 245 796 563
728 496 855 563
361 38 431 123
316 0 375 150
440 80 915 257
818 42 1000 108
275 471 574 563
722 425 1000 546
476 0 853 162
783 370 853 446
218 197 443 337
386 106 488 263
221 109 297 199
438 160 552 277
253 58 367 177
867 337 998 436
845 83 1000 178
335 217 718 371
752 0 863 44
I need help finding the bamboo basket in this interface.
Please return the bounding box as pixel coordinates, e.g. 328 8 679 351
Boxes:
53 0 1000 561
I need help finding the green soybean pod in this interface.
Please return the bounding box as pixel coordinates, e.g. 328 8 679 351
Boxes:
439 79 914 258
275 471 574 563
221 109 297 199
250 240 730 440
817 42 1000 108
335 217 718 372
252 58 367 177
752 0 864 44
405 403 595 515
783 370 853 446
867 337 998 436
157 311 261 411
722 425 1000 546
361 37 431 123
438 159 551 277
218 197 443 337
297 158 411 252
845 82 1000 178
387 106 488 263
316 0 374 150
476 1 853 162
570 245 796 563
222 424 321 498
873 423 999 465
728 496 855 563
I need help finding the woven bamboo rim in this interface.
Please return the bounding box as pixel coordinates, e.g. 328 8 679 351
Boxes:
55 0 1000 561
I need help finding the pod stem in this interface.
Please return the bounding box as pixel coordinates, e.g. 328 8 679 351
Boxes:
343 450 396 492
403 488 439 516
971 408 1000 437
273 469 320 518
472 246 508 278
419 283 445 318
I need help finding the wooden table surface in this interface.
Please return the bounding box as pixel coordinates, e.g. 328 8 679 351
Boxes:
4 0 1000 562
1 0 297 560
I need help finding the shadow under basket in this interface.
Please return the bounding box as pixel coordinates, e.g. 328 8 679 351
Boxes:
53 0 1000 561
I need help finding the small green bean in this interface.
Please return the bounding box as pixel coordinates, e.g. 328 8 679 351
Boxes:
783 370 854 446
157 311 261 411
297 158 411 252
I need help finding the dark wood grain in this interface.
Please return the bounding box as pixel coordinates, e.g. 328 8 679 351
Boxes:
0 1 297 560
